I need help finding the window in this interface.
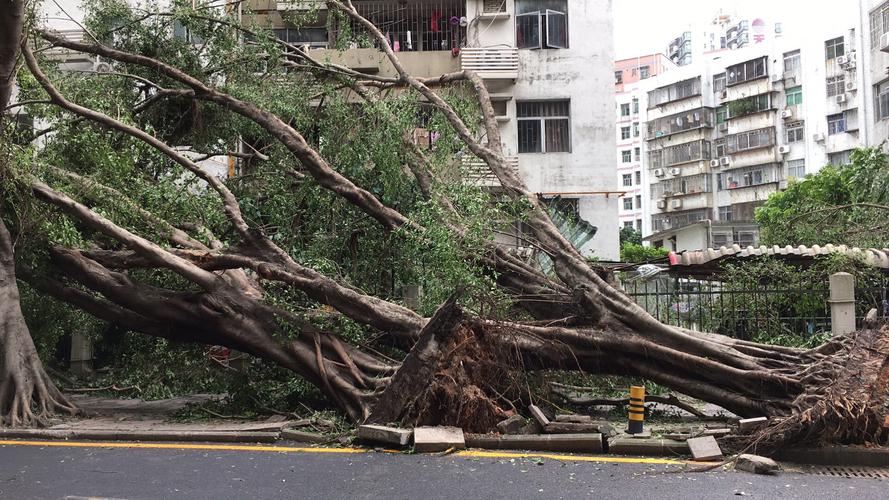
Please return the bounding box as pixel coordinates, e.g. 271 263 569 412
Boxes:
783 50 801 74
623 198 633 210
634 147 641 162
635 195 642 209
640 66 650 79
825 37 845 60
718 205 733 221
517 100 570 153
635 170 641 184
715 138 727 157
632 98 640 114
716 105 728 124
786 121 805 143
633 122 640 137
622 173 632 187
727 94 771 118
516 0 569 50
648 140 711 168
615 71 623 84
875 80 889 121
621 126 631 140
826 75 845 97
829 150 852 165
827 112 847 135
648 78 702 107
622 150 632 163
785 86 803 106
726 57 767 86
636 219 642 232
787 159 806 178
713 73 727 94
718 165 774 190
723 127 776 154
620 103 630 116
624 221 634 228
869 2 889 47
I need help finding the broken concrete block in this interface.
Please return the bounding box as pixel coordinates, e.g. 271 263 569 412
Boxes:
555 414 592 423
663 433 691 441
688 436 723 461
630 430 652 439
518 420 542 435
413 426 465 453
543 422 599 434
281 429 328 444
608 437 689 456
465 433 602 453
496 415 525 435
357 425 412 447
738 417 768 433
735 454 780 475
528 405 551 427
701 428 732 437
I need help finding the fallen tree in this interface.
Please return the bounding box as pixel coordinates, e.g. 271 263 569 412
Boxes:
0 1 886 447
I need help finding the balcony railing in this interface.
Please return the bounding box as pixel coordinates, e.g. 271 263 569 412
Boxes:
461 155 518 187
648 139 711 169
42 29 89 59
461 47 519 79
647 107 714 140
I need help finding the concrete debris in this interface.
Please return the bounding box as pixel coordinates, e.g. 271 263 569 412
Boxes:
738 417 768 433
554 414 592 423
496 415 525 435
413 426 466 453
735 454 780 475
528 405 551 427
688 436 723 461
543 422 600 434
357 425 412 447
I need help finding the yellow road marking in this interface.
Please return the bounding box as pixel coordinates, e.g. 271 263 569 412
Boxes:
0 439 686 465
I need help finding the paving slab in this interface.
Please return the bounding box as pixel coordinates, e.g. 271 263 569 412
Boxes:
465 433 603 453
357 425 412 447
543 422 600 434
554 414 592 423
528 405 550 427
739 417 768 432
413 426 465 453
608 437 689 456
688 436 723 461
280 430 329 444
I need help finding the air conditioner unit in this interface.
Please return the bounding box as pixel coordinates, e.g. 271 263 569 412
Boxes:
836 55 848 66
720 156 732 167
880 32 889 53
93 61 112 73
835 94 847 104
781 109 793 119
669 167 681 176
813 133 825 142
654 168 665 177
656 200 667 209
720 90 728 99
845 80 857 92
670 199 683 209
710 159 721 167
718 122 729 132
778 145 791 154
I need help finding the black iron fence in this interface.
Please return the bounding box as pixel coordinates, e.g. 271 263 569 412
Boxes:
621 275 889 341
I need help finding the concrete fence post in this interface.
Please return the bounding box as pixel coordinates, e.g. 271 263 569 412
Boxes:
829 272 856 336
69 332 94 375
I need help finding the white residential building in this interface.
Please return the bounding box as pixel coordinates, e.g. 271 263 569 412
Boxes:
643 23 868 252
859 0 889 145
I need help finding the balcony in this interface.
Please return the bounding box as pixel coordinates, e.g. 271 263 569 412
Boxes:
461 155 518 187
648 77 702 108
42 29 92 61
648 139 711 169
647 107 714 140
461 48 519 80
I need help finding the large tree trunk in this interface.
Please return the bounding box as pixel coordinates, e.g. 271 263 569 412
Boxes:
0 0 77 426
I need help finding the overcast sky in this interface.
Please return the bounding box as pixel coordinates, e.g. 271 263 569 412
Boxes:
613 0 859 60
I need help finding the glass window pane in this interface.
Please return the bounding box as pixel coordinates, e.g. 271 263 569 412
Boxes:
546 10 568 49
516 12 542 49
518 120 541 152
546 119 570 152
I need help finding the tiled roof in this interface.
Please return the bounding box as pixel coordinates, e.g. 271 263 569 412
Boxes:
669 244 889 270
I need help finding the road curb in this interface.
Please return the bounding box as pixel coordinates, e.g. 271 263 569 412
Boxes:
0 428 281 443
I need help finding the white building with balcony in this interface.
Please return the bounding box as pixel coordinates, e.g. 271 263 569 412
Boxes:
642 21 868 252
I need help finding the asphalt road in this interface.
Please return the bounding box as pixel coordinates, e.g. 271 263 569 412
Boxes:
0 440 885 500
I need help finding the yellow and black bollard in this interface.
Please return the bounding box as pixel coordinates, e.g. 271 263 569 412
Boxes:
627 385 645 434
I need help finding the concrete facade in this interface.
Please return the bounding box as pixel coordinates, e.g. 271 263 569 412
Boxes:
642 21 870 252
859 0 889 146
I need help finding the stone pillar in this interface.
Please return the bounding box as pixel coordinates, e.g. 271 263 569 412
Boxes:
829 272 856 336
403 284 422 310
69 332 94 375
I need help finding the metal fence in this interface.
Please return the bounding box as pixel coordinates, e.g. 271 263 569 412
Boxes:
621 275 889 341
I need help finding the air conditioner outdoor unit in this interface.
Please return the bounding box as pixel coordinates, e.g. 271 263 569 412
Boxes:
720 90 728 99
845 80 857 92
718 122 729 132
654 168 665 177
813 133 825 142
720 156 732 167
669 167 681 175
778 145 791 154
781 109 793 119
836 55 848 66
835 94 847 104
881 32 889 53
656 200 667 209
93 61 112 73
710 159 721 167
670 199 683 209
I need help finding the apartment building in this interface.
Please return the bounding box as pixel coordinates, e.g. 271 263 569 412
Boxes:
244 0 619 259
642 25 866 252
614 54 675 235
859 0 889 145
666 11 781 68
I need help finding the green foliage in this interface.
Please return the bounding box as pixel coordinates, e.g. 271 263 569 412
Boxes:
756 147 889 247
620 243 667 263
619 226 642 246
